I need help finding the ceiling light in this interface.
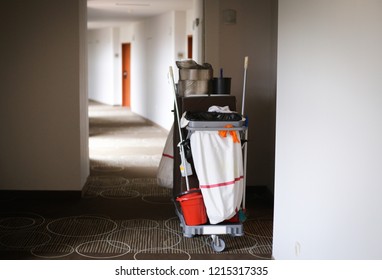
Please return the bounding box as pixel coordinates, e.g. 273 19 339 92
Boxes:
115 3 151 7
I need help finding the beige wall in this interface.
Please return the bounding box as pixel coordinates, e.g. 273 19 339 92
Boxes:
0 0 89 191
274 0 382 259
205 0 278 191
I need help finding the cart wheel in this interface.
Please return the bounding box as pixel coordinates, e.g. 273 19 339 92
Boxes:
211 235 225 252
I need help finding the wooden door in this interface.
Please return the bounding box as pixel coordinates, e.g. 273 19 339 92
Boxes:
122 43 131 107
187 35 193 59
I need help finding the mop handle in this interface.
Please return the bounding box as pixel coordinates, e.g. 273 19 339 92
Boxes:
241 56 248 116
241 57 249 211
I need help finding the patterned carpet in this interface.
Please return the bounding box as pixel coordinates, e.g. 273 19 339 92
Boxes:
0 101 273 260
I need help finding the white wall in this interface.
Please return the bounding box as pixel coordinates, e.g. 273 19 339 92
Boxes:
192 0 205 63
112 28 122 105
205 0 278 190
0 0 89 191
174 11 187 61
88 28 116 105
79 0 90 187
118 11 189 130
132 12 179 130
89 11 189 130
273 0 382 259
186 9 194 37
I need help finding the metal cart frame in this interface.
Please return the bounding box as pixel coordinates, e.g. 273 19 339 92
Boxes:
169 58 249 252
174 121 248 252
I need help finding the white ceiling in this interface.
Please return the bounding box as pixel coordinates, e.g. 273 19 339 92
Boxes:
88 0 193 29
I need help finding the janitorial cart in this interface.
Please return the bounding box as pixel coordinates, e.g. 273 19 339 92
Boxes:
169 58 249 252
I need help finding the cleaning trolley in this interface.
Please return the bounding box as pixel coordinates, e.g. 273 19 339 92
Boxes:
169 58 249 252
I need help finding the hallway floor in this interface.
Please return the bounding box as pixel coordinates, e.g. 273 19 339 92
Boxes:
0 101 273 260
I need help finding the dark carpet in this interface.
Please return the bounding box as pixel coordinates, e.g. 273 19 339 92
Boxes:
0 101 273 260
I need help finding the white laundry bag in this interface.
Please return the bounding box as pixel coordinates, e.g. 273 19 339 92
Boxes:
190 129 244 224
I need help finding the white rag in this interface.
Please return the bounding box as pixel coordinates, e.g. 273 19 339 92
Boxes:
190 130 244 224
180 105 236 128
208 105 233 113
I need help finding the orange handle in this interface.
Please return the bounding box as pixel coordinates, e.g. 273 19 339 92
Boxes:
219 124 240 143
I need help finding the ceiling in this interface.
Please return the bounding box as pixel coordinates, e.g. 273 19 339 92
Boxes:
88 0 193 29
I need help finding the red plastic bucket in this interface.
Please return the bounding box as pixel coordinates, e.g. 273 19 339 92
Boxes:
176 189 207 226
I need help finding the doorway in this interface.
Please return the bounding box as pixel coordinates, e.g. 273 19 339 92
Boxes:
122 43 131 107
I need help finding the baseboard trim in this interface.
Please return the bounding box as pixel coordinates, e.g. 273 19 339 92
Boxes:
246 185 274 206
0 190 82 199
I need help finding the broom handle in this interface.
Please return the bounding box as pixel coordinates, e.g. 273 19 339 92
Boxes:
241 57 249 210
169 66 183 143
169 66 190 191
